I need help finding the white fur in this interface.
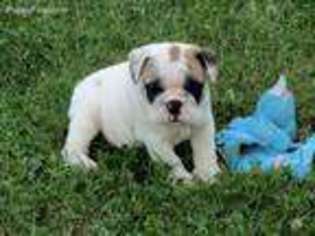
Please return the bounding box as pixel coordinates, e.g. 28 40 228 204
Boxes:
62 43 221 183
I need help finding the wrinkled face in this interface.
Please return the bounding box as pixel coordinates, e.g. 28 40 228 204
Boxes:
129 43 217 124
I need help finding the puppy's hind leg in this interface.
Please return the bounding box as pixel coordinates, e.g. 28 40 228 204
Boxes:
62 113 99 170
62 81 101 170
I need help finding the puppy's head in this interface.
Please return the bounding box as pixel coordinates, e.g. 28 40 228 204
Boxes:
129 42 218 124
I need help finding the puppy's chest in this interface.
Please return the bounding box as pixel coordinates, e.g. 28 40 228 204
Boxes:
161 125 192 145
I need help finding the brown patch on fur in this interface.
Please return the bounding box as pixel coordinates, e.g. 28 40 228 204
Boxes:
169 45 180 61
139 59 156 81
184 48 206 82
168 87 183 96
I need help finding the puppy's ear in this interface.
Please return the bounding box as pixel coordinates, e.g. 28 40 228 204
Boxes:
195 48 218 82
129 47 151 83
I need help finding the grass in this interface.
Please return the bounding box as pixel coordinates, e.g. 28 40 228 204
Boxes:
1 0 315 235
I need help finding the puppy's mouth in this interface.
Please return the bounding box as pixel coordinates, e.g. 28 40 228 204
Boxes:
169 115 181 123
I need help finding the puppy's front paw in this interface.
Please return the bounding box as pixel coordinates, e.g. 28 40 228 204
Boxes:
62 149 98 170
193 163 221 183
169 166 193 185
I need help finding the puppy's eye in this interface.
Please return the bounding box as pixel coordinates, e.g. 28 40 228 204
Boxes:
145 80 164 103
184 76 204 103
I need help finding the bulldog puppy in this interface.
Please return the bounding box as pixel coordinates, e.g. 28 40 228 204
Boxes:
62 42 221 183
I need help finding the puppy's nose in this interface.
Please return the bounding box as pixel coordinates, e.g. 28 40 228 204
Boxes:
166 100 182 115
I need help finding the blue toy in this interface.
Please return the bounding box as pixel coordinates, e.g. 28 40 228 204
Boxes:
216 74 315 179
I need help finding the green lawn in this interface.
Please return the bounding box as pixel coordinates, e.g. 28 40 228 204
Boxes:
1 0 315 235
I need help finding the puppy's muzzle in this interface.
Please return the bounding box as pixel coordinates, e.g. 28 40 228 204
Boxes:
166 99 182 121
